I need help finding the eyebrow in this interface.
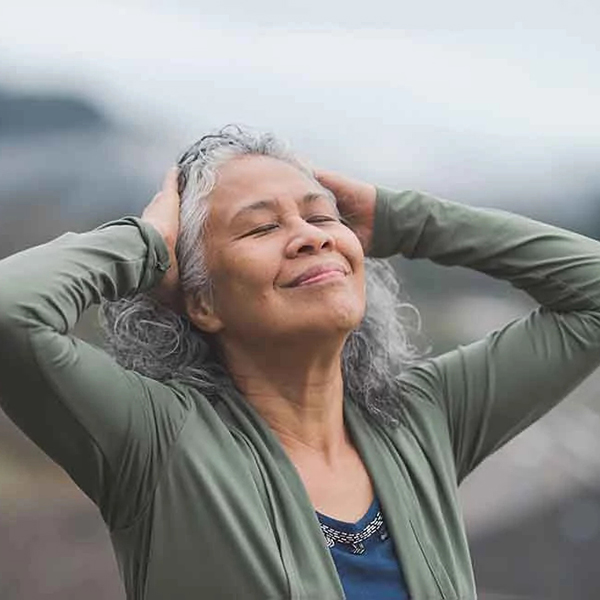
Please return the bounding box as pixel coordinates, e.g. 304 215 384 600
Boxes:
231 192 336 222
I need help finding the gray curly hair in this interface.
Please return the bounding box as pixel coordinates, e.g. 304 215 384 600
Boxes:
100 125 422 426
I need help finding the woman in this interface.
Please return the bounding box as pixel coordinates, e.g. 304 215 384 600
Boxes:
1 125 600 599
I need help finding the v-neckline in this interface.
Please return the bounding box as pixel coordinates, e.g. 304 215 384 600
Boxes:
316 497 380 529
218 386 447 599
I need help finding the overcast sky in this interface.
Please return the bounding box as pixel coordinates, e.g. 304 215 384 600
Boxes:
1 0 599 213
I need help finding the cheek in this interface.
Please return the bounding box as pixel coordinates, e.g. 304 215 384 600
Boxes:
352 270 367 318
346 256 366 319
337 226 364 262
210 251 278 309
343 236 365 286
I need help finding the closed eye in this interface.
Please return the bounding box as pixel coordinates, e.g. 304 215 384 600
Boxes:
244 215 340 237
309 214 353 229
246 223 279 236
306 215 340 224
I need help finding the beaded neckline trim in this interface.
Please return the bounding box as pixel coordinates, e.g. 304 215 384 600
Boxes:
318 510 386 555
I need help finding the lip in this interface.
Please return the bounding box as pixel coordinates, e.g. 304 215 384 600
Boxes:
285 263 348 287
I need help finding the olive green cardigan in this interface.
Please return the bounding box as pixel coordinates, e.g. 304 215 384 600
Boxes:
1 188 600 599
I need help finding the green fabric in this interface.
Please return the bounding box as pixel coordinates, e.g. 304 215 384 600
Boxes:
1 189 600 599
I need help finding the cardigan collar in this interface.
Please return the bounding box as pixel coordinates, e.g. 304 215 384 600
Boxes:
215 388 449 599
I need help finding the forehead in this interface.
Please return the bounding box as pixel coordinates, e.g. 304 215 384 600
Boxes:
208 155 326 220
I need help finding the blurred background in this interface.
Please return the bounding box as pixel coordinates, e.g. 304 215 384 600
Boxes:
1 1 600 598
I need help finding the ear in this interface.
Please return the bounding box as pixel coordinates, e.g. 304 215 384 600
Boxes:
185 293 224 334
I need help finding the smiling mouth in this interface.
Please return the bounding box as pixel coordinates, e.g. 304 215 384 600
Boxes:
284 262 349 288
294 270 346 287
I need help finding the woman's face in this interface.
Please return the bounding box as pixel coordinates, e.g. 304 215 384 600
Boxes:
186 155 366 346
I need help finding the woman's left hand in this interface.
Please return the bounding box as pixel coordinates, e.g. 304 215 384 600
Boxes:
314 169 377 254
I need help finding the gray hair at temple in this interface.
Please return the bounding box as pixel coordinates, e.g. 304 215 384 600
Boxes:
100 125 423 426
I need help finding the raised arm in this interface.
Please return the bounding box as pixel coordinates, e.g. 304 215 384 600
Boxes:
316 171 600 482
0 173 188 528
375 188 600 480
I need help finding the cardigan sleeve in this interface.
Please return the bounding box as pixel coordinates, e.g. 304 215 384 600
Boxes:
0 218 189 528
371 188 600 481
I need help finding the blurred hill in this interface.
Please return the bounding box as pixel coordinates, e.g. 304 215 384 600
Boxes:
0 86 108 136
0 84 178 256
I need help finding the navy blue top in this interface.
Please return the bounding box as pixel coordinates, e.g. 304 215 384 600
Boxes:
317 499 409 599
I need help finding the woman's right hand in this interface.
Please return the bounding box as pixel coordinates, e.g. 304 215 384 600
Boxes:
314 169 377 254
141 167 183 311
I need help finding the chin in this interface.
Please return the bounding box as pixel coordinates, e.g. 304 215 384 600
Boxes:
319 298 365 333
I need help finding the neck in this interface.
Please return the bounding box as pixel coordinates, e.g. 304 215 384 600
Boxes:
221 333 349 462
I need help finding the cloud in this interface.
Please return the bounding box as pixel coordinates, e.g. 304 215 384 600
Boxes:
1 1 599 141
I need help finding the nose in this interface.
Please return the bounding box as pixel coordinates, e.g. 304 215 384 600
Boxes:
285 218 335 258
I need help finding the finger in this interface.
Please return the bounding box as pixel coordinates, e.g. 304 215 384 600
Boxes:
162 166 180 197
314 169 352 199
144 169 177 213
314 168 340 187
142 191 162 216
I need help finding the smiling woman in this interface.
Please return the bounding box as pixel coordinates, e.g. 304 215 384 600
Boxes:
101 126 418 428
2 124 600 600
